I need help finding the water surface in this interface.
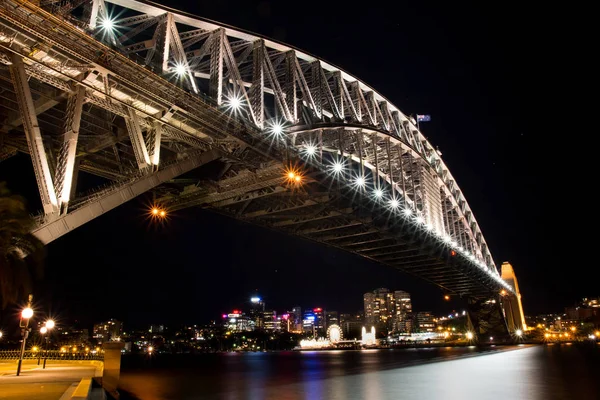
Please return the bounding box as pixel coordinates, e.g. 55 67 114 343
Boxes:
119 344 600 399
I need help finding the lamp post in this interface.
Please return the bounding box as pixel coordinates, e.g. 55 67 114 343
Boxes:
43 320 55 369
16 294 33 376
38 327 47 365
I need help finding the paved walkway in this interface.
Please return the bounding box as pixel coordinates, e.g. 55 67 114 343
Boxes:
0 360 100 400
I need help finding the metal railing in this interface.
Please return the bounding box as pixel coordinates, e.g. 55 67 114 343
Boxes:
0 350 104 361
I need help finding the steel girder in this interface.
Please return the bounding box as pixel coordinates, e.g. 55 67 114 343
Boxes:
0 0 510 298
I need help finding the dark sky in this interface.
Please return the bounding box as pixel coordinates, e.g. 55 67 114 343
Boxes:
1 1 591 330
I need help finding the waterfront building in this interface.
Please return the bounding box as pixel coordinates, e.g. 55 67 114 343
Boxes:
416 312 436 332
93 319 122 343
364 288 412 333
223 310 254 332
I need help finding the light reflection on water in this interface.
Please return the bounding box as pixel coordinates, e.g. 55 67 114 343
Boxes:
120 344 600 400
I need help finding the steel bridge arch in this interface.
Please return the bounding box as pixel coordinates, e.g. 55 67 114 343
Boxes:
0 0 513 297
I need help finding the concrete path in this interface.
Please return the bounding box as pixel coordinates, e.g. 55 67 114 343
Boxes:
0 360 99 400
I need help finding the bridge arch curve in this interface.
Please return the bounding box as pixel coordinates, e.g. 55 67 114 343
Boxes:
0 0 512 298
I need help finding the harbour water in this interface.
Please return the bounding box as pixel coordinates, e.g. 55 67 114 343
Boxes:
119 343 600 400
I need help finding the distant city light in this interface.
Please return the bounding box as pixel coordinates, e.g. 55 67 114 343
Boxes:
40 327 47 334
251 297 261 303
45 320 55 330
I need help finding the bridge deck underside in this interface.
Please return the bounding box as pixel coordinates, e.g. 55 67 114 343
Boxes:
162 167 497 298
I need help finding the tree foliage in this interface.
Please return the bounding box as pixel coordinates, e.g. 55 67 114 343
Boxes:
0 182 44 309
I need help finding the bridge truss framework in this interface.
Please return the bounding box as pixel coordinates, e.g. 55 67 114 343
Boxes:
0 0 514 300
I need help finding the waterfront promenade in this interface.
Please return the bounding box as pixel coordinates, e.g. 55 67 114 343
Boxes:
0 360 101 400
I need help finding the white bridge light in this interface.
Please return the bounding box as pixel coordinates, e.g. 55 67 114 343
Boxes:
272 123 284 135
403 208 412 216
100 18 115 31
389 199 400 209
415 216 425 225
304 145 317 156
227 95 242 110
354 176 365 187
331 161 344 174
373 189 383 198
175 63 187 76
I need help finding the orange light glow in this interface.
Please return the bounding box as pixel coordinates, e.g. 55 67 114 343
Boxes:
152 208 159 215
159 210 166 217
285 167 304 185
500 289 507 296
444 295 450 301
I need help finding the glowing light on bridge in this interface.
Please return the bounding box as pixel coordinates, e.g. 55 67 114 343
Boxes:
389 198 400 209
285 168 303 185
515 329 523 337
354 176 366 188
174 62 187 76
373 189 383 198
100 18 115 31
150 206 168 219
330 160 344 175
403 208 412 216
303 144 317 156
226 95 242 111
465 331 474 340
415 215 425 225
270 122 284 136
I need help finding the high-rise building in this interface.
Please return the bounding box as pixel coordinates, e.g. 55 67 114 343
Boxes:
364 289 413 333
93 319 122 343
263 310 281 331
364 292 376 326
325 311 339 329
303 310 316 336
287 307 302 333
340 313 363 339
313 308 326 336
249 296 265 328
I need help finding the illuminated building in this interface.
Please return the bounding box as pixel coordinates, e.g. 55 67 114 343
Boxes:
223 310 254 332
313 308 326 335
288 307 302 332
364 288 412 333
416 312 436 332
149 325 164 334
263 310 282 331
249 296 265 328
93 319 122 343
302 310 316 336
340 313 364 339
325 311 339 330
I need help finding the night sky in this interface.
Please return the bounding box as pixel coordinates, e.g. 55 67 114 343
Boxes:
0 1 590 330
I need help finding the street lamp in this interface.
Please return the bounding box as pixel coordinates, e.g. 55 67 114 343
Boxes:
41 320 55 369
17 295 33 376
38 326 47 365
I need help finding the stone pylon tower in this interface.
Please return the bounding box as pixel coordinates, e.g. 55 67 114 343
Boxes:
500 262 527 332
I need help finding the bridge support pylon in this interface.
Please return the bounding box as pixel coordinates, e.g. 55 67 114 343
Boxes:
500 262 527 334
466 297 510 343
